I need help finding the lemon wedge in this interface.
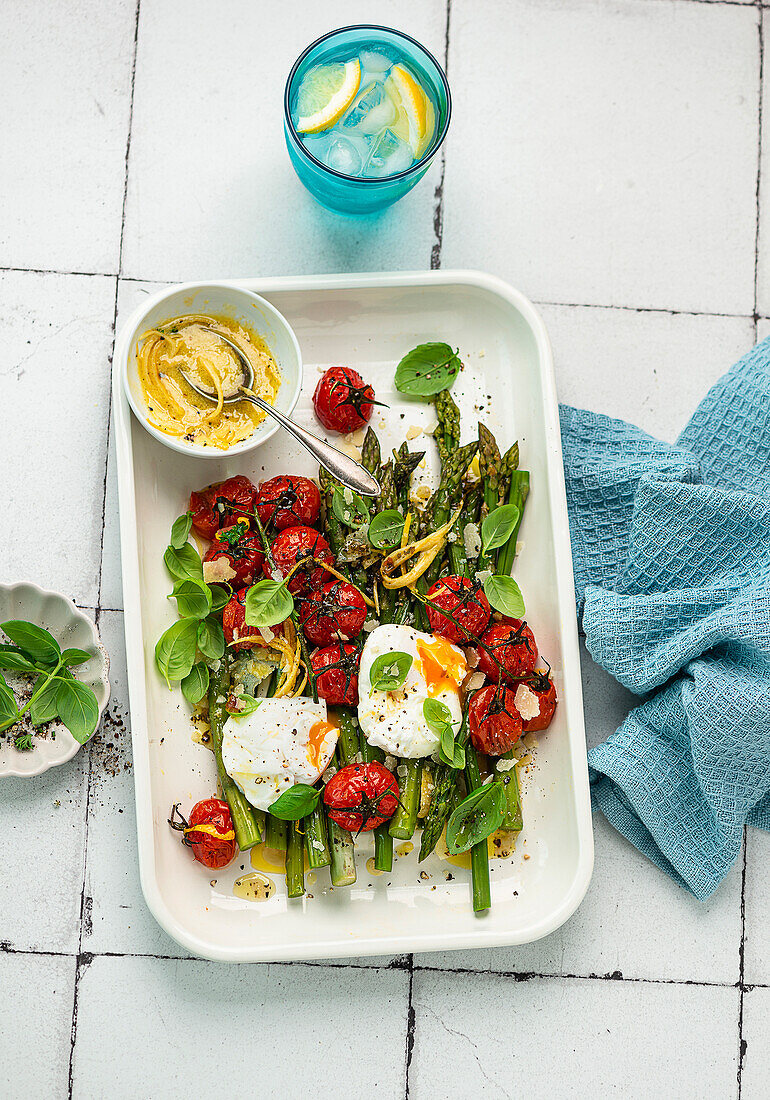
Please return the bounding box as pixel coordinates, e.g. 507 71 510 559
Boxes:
386 63 435 158
296 59 361 134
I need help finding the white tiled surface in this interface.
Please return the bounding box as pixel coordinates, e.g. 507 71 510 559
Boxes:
1 0 767 1096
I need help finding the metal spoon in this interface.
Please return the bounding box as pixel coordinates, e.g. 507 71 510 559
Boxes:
180 330 380 497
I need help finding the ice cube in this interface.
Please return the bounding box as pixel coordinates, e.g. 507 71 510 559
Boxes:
364 128 414 178
342 81 397 135
324 134 365 176
360 50 393 73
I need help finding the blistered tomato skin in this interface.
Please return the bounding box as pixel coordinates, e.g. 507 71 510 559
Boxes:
222 588 262 652
477 619 538 682
312 367 376 433
189 475 256 539
300 580 367 647
255 475 321 531
311 643 361 706
425 575 492 644
170 798 237 870
265 525 333 595
468 684 524 756
203 521 265 587
323 762 399 832
520 671 557 732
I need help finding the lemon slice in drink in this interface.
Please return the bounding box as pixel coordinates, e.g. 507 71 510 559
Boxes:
386 63 436 158
295 59 361 133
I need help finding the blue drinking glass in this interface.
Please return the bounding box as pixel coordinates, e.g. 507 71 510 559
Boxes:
284 25 451 216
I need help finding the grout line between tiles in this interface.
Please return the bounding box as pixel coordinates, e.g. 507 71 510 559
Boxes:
429 0 451 271
0 940 753 988
531 298 755 321
67 3 141 1094
737 832 749 1098
754 2 765 337
0 266 116 279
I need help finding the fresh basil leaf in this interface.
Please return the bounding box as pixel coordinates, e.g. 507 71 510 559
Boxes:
332 486 370 528
368 509 405 550
226 694 261 717
423 697 453 732
181 662 209 705
369 651 413 692
60 648 93 667
481 503 520 555
1 620 60 666
29 674 59 725
0 648 38 673
439 724 466 770
170 511 193 549
155 618 199 686
55 678 100 744
169 578 212 619
269 783 321 821
244 580 294 628
394 342 462 397
482 575 526 619
445 781 506 854
208 584 231 614
164 543 203 582
0 673 18 723
197 618 225 661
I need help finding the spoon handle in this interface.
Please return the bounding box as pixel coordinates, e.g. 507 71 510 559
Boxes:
244 393 380 497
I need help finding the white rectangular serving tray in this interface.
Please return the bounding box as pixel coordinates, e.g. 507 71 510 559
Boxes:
114 269 594 963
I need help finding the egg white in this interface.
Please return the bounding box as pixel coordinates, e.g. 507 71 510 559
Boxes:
358 624 466 759
221 697 337 812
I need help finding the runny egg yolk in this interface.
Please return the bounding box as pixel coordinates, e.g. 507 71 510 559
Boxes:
307 719 337 771
416 635 466 697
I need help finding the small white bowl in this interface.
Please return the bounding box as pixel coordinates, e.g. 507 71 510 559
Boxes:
0 583 111 778
121 282 303 459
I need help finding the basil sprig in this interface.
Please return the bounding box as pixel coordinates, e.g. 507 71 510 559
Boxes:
482 575 526 619
395 342 462 397
481 504 520 556
269 784 321 820
369 651 413 692
244 579 294 628
423 698 465 770
0 620 100 746
155 517 233 692
332 487 370 528
368 509 405 550
445 781 506 854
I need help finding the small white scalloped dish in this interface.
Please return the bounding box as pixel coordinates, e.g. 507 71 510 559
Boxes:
0 583 111 778
114 270 594 962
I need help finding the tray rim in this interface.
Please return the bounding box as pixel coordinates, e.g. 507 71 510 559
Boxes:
114 268 594 963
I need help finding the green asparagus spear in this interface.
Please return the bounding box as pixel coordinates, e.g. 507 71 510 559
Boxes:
464 745 491 913
418 709 470 861
208 657 262 850
389 759 422 840
500 757 523 831
497 471 530 577
286 819 305 898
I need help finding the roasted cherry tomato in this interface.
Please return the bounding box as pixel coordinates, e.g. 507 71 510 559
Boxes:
222 588 262 652
323 762 399 832
311 642 361 706
468 684 523 756
517 668 557 732
255 475 321 531
189 475 256 539
476 618 538 682
265 525 333 595
300 579 368 647
312 366 376 433
203 519 265 587
425 575 492 644
168 798 237 869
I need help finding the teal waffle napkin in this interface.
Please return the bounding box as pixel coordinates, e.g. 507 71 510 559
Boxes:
560 339 770 899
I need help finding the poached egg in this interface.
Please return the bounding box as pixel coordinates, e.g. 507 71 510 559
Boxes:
221 697 338 812
358 624 467 758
